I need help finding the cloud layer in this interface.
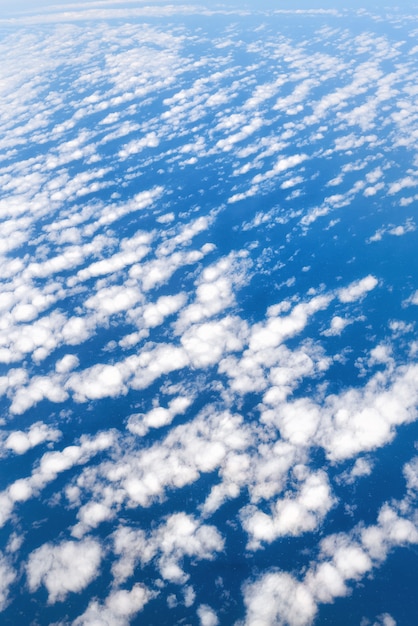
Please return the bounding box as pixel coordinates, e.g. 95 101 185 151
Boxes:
0 2 418 624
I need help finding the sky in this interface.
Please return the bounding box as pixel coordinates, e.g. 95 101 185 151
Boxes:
1 1 418 625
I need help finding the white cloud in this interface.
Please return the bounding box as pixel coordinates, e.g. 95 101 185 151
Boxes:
181 316 247 368
175 255 241 330
242 471 335 549
0 432 114 528
112 513 224 586
74 584 154 626
252 153 308 184
1 6 418 622
71 501 115 538
26 538 102 603
118 131 159 159
4 422 61 455
197 604 219 626
242 571 317 626
127 395 192 437
249 295 331 352
143 293 187 328
67 363 128 402
55 354 79 373
85 284 142 316
0 553 16 612
10 374 69 415
372 614 397 626
242 488 418 625
338 275 378 303
322 315 352 336
338 457 374 485
368 218 415 242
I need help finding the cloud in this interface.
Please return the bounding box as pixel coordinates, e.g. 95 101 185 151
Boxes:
322 315 352 336
181 317 247 368
338 275 378 303
242 470 335 549
10 373 69 415
127 395 192 437
26 538 102 603
338 457 374 485
71 501 115 539
118 131 159 159
143 293 187 328
1 4 418 623
85 284 143 316
112 513 224 586
4 422 61 455
242 571 317 626
371 614 397 626
0 431 114 528
252 153 308 184
55 354 79 373
247 297 331 358
73 584 154 626
73 230 152 284
0 553 16 612
175 252 250 331
368 218 415 242
242 491 418 626
67 364 128 401
197 604 219 626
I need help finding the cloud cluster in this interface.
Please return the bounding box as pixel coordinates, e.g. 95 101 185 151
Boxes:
74 584 154 626
1 2 418 624
242 493 418 625
26 539 102 604
112 512 224 586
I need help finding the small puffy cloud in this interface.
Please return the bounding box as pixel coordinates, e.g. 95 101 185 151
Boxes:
112 513 224 587
388 176 418 195
0 553 16 611
121 409 248 508
242 471 335 549
0 310 69 365
338 275 378 303
0 432 114 529
249 295 331 352
175 252 250 331
26 539 102 603
118 131 159 159
85 284 142 316
372 613 397 626
73 584 154 626
10 374 69 415
315 362 418 460
143 293 187 328
197 604 219 626
368 218 415 242
5 421 61 455
61 315 95 345
242 571 317 626
127 395 192 437
404 289 418 306
338 457 374 485
55 354 79 373
67 363 128 402
252 153 308 184
322 315 352 336
72 501 114 538
181 316 247 368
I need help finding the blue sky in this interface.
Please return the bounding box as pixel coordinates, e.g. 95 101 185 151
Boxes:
0 2 418 625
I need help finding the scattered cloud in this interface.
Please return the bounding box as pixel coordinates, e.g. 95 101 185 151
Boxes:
0 3 417 624
26 539 102 604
